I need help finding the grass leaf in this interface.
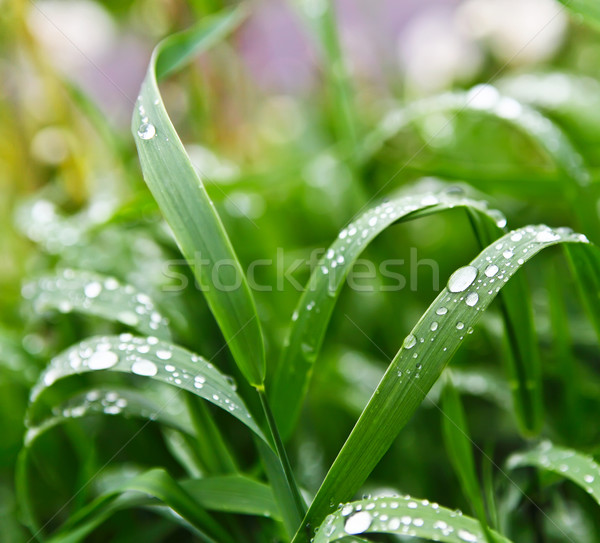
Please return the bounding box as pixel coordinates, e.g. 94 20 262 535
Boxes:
132 8 265 386
28 334 266 442
23 270 171 340
507 441 600 507
312 495 513 543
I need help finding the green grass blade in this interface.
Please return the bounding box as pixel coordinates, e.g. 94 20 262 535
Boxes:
292 225 593 542
182 474 280 519
507 441 600 507
271 190 505 439
312 495 514 543
441 372 495 543
564 243 600 344
27 334 267 443
361 89 589 186
47 468 234 543
466 209 542 435
556 0 600 28
292 0 358 156
131 8 265 386
22 270 171 340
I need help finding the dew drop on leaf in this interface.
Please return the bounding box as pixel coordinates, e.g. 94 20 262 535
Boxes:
403 334 417 349
484 264 499 277
131 359 158 376
458 529 478 542
137 122 156 140
465 292 479 307
88 351 119 370
447 266 477 293
344 511 372 535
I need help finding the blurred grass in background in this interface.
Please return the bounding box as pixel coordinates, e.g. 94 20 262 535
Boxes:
2 0 600 541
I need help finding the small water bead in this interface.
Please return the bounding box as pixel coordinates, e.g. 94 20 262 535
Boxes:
584 474 595 483
403 334 417 349
413 518 424 527
511 232 523 242
327 249 335 259
448 266 478 293
344 511 372 534
131 359 158 376
436 307 448 316
156 349 172 360
407 501 418 509
341 505 354 516
137 122 156 140
465 292 479 307
430 321 438 331
339 229 348 240
456 322 465 330
368 217 377 227
88 351 119 370
503 250 514 259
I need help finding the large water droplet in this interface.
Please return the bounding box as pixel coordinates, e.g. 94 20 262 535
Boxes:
344 511 372 535
448 266 477 292
138 122 156 140
131 359 158 376
403 334 417 349
88 351 119 370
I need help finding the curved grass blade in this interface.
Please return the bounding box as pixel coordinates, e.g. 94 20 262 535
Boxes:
46 472 280 543
131 8 265 386
24 385 194 447
564 243 600 344
441 373 494 543
271 190 505 438
466 208 542 435
28 334 266 443
22 270 171 340
46 468 235 543
292 225 594 543
312 495 513 543
507 441 600 507
361 88 589 187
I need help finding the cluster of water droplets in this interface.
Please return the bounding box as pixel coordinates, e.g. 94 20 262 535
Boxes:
22 269 169 335
30 335 252 428
313 495 484 542
396 225 588 381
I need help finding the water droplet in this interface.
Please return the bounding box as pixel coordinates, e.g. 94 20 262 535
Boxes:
503 249 514 259
138 122 156 140
484 264 499 277
403 334 417 349
84 282 102 298
584 474 595 483
456 322 465 330
156 349 172 360
413 518 424 527
344 511 372 535
436 307 448 316
511 233 523 242
448 266 477 293
88 351 119 370
368 217 377 227
465 292 479 307
131 359 158 376
458 529 478 542
430 321 438 331
535 230 560 243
